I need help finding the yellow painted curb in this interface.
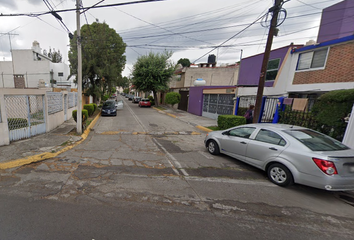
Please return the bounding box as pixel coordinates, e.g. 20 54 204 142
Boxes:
196 125 213 132
166 113 177 118
0 113 101 170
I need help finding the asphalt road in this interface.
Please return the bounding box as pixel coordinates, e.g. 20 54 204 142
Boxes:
0 95 354 239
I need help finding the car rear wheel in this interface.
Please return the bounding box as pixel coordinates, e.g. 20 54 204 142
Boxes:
267 163 293 187
207 140 220 155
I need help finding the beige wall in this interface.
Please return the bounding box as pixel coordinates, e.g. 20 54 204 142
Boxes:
170 66 239 89
183 66 239 87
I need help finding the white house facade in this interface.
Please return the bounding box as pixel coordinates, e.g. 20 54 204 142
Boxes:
0 41 75 89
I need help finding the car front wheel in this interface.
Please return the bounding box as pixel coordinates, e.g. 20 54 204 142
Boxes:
207 140 220 155
267 163 293 187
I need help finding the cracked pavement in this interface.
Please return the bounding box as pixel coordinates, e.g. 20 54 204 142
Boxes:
1 97 354 239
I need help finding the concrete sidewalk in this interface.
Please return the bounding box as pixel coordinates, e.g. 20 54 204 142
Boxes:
0 105 215 169
153 105 217 131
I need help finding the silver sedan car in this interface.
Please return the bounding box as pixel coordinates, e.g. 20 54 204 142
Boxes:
204 123 354 191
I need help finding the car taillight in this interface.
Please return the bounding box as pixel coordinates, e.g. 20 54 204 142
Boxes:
312 158 338 175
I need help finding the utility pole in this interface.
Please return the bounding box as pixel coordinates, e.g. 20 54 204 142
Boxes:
253 0 283 123
76 0 82 134
1 33 19 78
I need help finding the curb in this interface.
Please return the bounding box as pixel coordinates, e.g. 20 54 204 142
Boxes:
0 113 101 170
152 106 212 133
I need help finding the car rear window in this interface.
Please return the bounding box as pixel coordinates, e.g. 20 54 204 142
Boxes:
103 102 115 107
141 99 149 101
283 129 349 151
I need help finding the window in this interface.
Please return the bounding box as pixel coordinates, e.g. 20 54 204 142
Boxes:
255 129 286 146
228 127 256 139
297 48 328 70
284 129 349 151
58 72 64 77
266 59 280 81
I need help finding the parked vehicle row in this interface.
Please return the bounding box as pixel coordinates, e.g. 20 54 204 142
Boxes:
124 94 152 107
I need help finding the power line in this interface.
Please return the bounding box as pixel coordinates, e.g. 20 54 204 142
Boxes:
192 13 267 63
0 0 165 17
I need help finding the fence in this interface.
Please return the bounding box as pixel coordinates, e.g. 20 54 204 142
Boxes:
0 89 78 146
47 92 63 115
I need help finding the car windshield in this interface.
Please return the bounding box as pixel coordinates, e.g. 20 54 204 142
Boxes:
141 99 149 101
283 129 349 151
103 102 115 107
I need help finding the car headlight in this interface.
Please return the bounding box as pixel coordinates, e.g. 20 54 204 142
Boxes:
112 109 116 112
102 109 106 112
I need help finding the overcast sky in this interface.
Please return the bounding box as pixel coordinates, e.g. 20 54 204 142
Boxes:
0 0 345 77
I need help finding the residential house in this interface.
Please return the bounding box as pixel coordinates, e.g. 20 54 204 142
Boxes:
170 60 239 119
0 41 75 89
235 0 354 120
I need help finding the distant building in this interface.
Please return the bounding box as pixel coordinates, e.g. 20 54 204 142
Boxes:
0 41 75 89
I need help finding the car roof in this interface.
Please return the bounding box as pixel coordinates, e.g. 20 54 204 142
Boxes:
244 123 308 131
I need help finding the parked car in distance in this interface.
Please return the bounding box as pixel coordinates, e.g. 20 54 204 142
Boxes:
138 98 151 107
204 123 354 191
101 100 117 116
116 100 123 110
132 96 141 103
128 95 134 100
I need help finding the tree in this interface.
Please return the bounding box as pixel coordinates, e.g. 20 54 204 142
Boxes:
177 58 191 67
43 48 63 63
132 51 175 106
117 76 130 89
68 22 126 103
165 92 181 108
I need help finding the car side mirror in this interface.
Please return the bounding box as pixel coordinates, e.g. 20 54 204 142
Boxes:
222 131 230 136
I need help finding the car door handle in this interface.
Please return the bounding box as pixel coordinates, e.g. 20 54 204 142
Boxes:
240 141 247 144
269 147 278 151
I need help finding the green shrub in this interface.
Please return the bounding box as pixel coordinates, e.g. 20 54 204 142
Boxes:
311 89 354 139
92 103 97 112
165 92 181 107
102 94 110 102
217 115 246 130
147 96 155 106
83 104 94 116
8 118 28 130
72 109 89 123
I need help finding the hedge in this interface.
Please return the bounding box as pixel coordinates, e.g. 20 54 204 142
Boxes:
310 89 354 140
83 104 94 116
92 103 97 112
217 115 246 130
165 92 181 106
72 109 89 123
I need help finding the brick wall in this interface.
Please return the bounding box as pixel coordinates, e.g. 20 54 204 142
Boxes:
293 41 354 84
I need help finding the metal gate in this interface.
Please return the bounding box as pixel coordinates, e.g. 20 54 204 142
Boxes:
260 97 278 123
178 90 189 111
5 95 46 142
64 94 68 121
202 94 234 119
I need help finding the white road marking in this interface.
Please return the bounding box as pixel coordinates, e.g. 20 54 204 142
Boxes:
152 138 189 176
198 151 214 159
125 99 187 176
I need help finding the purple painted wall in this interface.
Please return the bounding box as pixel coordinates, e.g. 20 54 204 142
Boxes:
237 46 293 87
188 86 235 116
317 0 354 43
